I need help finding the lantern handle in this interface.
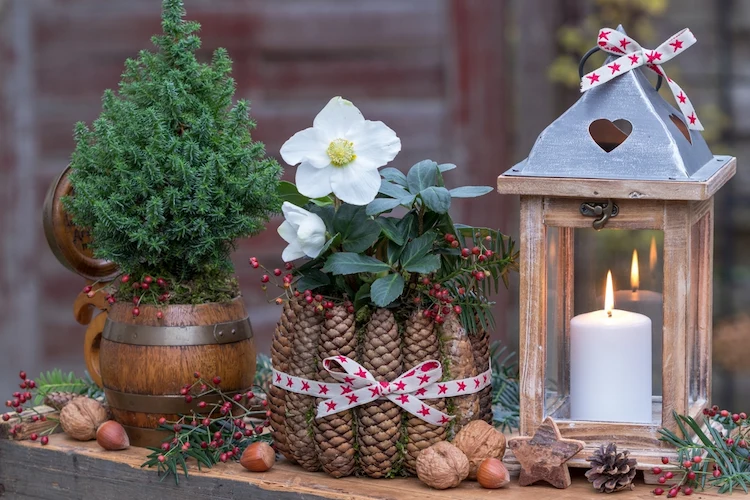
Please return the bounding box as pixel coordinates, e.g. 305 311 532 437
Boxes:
578 46 663 92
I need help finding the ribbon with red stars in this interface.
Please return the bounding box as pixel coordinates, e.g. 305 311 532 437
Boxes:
580 27 702 131
272 356 492 426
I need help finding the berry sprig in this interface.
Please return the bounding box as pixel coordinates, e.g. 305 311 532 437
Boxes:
2 370 57 445
117 274 171 317
656 406 750 495
141 372 272 484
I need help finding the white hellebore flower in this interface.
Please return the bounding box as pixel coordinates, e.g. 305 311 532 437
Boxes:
277 202 327 262
280 96 401 206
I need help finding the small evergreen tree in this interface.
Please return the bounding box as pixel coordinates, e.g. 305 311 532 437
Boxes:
65 0 282 302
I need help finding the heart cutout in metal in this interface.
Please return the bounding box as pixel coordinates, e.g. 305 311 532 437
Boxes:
589 118 633 152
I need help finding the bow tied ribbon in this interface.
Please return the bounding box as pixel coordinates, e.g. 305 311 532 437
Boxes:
272 356 492 426
580 28 702 130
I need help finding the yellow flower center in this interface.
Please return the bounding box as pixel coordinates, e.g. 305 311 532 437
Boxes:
326 138 356 167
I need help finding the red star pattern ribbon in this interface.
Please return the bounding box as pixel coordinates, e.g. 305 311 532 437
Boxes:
580 27 702 131
272 356 492 426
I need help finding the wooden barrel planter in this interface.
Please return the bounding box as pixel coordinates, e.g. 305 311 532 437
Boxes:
94 297 256 447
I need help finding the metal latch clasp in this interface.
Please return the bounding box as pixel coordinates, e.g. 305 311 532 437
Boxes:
580 199 618 230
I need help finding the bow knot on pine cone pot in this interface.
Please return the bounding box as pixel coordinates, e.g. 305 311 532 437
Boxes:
263 97 518 478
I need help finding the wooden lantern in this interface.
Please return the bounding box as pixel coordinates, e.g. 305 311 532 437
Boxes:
497 41 736 476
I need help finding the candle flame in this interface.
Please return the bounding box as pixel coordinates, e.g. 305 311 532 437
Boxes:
649 236 657 272
605 270 614 315
631 249 639 292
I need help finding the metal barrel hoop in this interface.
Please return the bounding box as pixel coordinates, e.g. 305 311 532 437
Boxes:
578 45 663 92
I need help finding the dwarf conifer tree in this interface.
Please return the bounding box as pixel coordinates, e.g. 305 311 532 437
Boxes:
65 0 281 298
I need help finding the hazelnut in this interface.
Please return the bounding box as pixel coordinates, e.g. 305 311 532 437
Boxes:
477 457 510 489
96 420 130 451
240 442 275 472
59 397 109 441
453 420 507 479
416 441 470 490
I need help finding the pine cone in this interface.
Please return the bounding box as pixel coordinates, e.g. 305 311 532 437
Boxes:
441 316 479 436
469 327 493 424
585 443 637 493
43 391 81 410
314 305 357 477
268 300 295 462
358 307 403 478
403 310 446 475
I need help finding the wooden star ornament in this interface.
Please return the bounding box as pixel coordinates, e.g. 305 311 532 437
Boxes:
508 417 586 489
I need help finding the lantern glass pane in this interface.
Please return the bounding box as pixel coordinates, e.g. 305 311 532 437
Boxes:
688 213 710 407
545 227 664 424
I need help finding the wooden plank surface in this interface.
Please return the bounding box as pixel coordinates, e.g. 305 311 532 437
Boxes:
0 434 724 499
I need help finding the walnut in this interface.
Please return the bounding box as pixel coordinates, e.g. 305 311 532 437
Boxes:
59 397 109 441
416 441 470 490
453 420 507 479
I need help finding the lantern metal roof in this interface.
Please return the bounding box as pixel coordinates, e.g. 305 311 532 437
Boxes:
501 28 732 186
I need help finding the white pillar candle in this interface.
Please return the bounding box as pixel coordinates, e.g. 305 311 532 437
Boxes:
570 271 652 423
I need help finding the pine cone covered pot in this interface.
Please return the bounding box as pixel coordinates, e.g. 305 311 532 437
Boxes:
403 310 447 475
442 315 480 436
469 327 493 424
285 299 322 471
268 300 295 463
314 305 357 477
585 443 638 493
43 391 82 410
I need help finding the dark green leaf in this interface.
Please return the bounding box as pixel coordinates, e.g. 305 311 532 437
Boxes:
295 269 331 292
438 163 457 173
381 167 408 186
333 205 381 253
449 186 494 198
400 231 436 269
379 181 411 200
397 212 418 241
322 253 391 275
353 283 371 311
366 198 402 216
376 217 404 245
278 181 310 207
370 273 405 307
420 186 451 214
403 254 441 274
319 233 341 255
387 240 404 265
406 160 439 194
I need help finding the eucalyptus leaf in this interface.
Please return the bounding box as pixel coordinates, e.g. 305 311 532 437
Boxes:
406 159 439 194
366 198 402 216
438 163 457 173
449 186 494 198
380 167 408 186
420 186 451 214
370 273 405 307
400 231 436 269
322 253 391 275
376 217 404 245
295 269 331 292
379 180 412 200
402 254 441 274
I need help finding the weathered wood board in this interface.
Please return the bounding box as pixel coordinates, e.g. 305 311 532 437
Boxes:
0 434 726 499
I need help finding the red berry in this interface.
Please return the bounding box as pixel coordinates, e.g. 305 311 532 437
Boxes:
198 401 207 409
684 487 693 496
654 488 664 496
471 246 481 255
305 295 314 304
741 412 747 420
141 283 150 290
453 305 462 314
478 255 487 262
421 277 430 285
721 409 729 417
158 417 167 425
158 455 166 463
652 467 662 475
682 460 692 469
461 248 471 258
433 283 441 290
261 275 269 283
450 240 460 248
687 471 696 480
733 413 741 422
664 471 674 479
246 391 255 399
713 405 719 411
202 418 210 426
40 415 46 421
667 488 678 498
19 371 26 380
661 457 670 464
144 276 153 284
693 456 702 464
156 311 163 320
184 395 193 403
41 435 48 445
284 262 293 270
212 376 221 385
251 261 259 269
475 271 486 280
727 438 735 445
713 469 721 478
709 409 716 417
740 440 747 448
157 278 166 287
314 294 323 303
233 394 242 402
173 424 182 432
272 268 281 277
30 433 38 441
220 453 228 463
19 381 26 389
121 275 130 283
161 442 171 451
658 476 667 484
703 408 710 415
434 315 444 324
83 285 92 293
1 414 9 421
132 307 140 316
233 431 242 440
